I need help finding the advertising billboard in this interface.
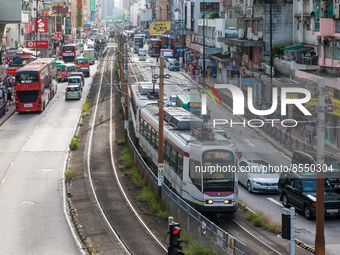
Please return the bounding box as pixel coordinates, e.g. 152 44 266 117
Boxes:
26 41 49 49
75 0 84 28
150 21 171 35
90 0 95 11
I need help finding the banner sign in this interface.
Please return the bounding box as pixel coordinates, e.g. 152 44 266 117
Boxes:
150 21 171 35
34 18 48 33
90 0 95 11
26 41 49 48
76 0 84 28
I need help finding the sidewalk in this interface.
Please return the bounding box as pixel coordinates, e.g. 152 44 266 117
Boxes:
180 69 340 160
0 102 16 127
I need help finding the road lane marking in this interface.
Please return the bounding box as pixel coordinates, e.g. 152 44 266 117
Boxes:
244 139 255 147
267 197 283 207
0 112 17 130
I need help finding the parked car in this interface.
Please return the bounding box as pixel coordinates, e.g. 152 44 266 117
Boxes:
238 159 279 193
80 68 90 77
292 149 340 193
168 62 180 71
278 171 340 219
65 84 82 100
138 53 146 61
138 48 146 56
225 27 237 38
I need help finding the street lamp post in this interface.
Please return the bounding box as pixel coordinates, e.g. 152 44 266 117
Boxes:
35 0 38 59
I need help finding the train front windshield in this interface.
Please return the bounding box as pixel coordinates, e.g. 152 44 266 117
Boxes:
202 150 235 192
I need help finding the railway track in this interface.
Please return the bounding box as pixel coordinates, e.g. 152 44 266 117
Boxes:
69 42 167 254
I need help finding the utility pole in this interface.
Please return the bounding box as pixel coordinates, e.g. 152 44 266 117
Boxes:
269 0 273 83
315 78 325 255
158 57 165 194
124 42 129 132
36 0 38 59
202 0 205 79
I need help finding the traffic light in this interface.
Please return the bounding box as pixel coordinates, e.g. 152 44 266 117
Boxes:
168 222 183 255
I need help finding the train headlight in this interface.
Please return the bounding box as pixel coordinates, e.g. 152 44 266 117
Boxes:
224 200 232 204
205 200 214 204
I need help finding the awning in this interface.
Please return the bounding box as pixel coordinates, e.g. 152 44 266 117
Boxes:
200 47 222 56
284 44 314 53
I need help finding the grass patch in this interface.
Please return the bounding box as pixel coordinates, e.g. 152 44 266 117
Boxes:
65 168 75 183
118 146 168 220
78 122 84 126
118 105 122 113
69 135 80 151
116 138 127 146
82 99 90 112
181 232 221 255
245 209 281 234
137 186 169 220
119 147 135 169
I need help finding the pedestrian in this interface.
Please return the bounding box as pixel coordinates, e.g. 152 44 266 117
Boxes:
0 87 3 101
7 88 12 102
286 127 291 135
7 86 12 101
300 123 304 137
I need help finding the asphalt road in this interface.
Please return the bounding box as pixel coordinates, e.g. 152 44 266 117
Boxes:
0 62 98 254
133 48 340 251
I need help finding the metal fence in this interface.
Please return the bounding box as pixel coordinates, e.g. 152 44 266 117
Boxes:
127 131 247 254
0 102 6 119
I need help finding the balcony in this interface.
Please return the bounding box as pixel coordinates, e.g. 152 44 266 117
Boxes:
312 18 340 37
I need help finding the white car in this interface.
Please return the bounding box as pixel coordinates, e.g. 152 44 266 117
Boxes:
238 159 279 193
165 58 178 69
225 27 237 38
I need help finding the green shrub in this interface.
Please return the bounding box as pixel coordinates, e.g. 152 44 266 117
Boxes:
209 12 219 19
82 99 90 112
69 137 79 151
117 138 127 146
65 169 75 182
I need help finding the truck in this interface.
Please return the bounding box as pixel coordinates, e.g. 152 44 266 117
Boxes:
84 49 95 65
160 49 174 61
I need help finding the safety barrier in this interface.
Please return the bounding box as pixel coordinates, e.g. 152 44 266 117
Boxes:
127 131 247 254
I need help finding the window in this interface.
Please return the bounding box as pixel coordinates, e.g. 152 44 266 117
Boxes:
200 2 219 12
146 124 151 142
155 132 159 150
189 159 202 190
334 48 340 60
165 142 171 164
151 128 156 148
170 147 178 170
177 153 183 177
325 45 332 59
142 119 147 137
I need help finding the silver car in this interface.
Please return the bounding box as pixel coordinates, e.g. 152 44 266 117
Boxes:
65 84 82 100
238 159 279 193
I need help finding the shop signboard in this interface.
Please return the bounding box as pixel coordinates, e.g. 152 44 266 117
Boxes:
75 0 84 28
34 18 49 33
26 41 49 48
90 0 95 11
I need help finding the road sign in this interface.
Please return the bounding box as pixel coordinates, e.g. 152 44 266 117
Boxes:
158 163 164 174
150 21 171 35
5 57 13 65
227 235 235 255
201 221 207 236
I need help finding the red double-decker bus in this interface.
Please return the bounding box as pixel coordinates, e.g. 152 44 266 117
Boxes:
149 39 162 57
62 44 80 63
15 58 58 112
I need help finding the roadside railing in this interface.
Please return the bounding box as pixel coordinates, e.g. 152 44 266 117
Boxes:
0 102 6 119
126 130 247 254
